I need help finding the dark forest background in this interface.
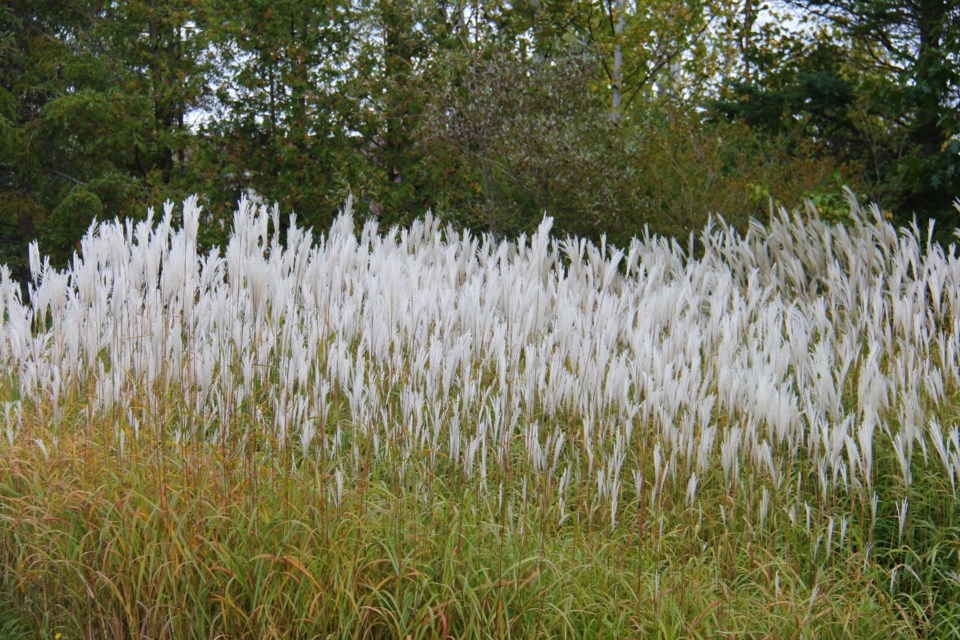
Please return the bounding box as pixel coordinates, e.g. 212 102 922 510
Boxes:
2 0 958 280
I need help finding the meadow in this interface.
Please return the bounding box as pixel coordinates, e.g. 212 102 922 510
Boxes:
0 193 959 638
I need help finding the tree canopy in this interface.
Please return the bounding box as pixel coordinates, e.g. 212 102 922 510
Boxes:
2 0 958 276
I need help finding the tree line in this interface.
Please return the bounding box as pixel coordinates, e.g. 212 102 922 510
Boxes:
2 0 958 279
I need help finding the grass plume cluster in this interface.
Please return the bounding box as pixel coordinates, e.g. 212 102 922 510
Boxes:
1 193 959 637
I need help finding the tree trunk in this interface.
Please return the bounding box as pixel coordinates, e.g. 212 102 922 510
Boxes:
911 0 949 156
611 0 625 120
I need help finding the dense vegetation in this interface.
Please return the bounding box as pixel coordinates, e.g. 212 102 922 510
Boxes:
2 0 958 277
2 1 960 637
0 195 959 637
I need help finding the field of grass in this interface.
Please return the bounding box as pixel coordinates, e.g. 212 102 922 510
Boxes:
0 194 959 638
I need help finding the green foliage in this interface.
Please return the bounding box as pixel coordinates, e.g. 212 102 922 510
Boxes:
716 0 960 232
0 0 213 268
1 0 958 273
422 47 851 245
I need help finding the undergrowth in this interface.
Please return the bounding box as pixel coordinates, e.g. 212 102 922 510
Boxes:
0 419 929 639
